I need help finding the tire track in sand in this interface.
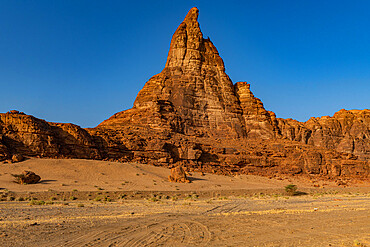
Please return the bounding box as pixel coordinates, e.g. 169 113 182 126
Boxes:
50 218 211 246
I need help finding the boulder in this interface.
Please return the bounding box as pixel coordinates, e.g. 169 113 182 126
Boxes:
11 154 24 163
12 171 41 184
168 166 190 183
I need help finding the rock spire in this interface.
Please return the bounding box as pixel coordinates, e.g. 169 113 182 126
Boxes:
130 7 245 138
0 8 368 181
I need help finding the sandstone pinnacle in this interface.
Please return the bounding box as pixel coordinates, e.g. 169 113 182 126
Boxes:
131 7 245 138
0 8 368 181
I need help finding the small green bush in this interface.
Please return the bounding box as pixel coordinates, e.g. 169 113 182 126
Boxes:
285 184 297 196
93 195 111 202
149 197 159 202
29 200 46 205
7 196 15 201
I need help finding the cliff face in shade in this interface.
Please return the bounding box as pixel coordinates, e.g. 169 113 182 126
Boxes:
0 8 368 181
0 111 101 160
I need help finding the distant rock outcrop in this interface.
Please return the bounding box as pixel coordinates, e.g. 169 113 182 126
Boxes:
277 109 370 161
0 112 101 159
0 8 368 181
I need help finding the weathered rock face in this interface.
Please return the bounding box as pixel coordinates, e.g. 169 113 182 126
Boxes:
0 111 101 159
0 134 9 161
125 7 246 139
277 109 370 161
0 8 368 181
235 82 280 139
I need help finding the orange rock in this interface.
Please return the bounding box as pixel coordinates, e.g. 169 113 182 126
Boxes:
12 171 41 184
169 166 190 183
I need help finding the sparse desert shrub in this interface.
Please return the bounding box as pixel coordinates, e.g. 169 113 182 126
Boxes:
7 196 15 201
94 196 102 201
285 184 297 196
93 195 111 202
29 200 46 205
119 194 127 199
77 203 84 207
69 196 77 200
184 194 192 200
149 197 159 202
353 240 366 246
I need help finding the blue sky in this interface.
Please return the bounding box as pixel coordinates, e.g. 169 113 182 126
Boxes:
0 0 369 127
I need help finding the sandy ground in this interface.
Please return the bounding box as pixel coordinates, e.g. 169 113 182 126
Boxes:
0 195 369 246
0 158 369 246
0 158 369 193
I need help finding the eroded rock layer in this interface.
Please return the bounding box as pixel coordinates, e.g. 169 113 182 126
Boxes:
0 111 101 160
278 109 370 161
0 8 368 181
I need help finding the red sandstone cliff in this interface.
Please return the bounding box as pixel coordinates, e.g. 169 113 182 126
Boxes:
0 8 368 180
277 109 370 161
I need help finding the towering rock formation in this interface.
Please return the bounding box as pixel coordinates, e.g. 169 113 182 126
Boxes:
100 7 245 139
0 8 368 180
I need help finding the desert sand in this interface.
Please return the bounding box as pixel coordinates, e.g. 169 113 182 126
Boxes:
0 158 369 246
1 158 369 193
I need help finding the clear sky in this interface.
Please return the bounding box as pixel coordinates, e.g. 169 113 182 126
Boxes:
0 0 369 127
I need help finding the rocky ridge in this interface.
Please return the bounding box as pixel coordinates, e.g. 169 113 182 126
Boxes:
0 8 368 181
